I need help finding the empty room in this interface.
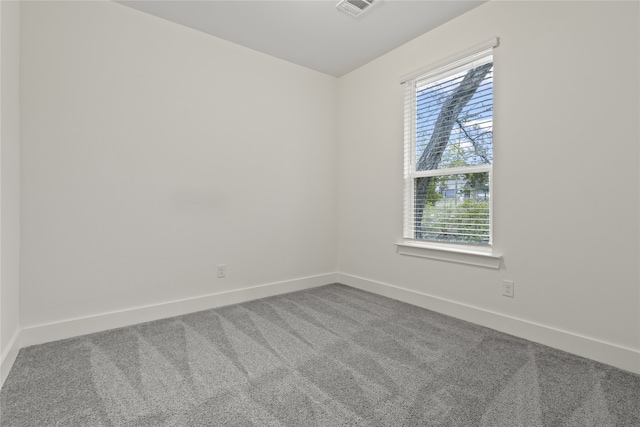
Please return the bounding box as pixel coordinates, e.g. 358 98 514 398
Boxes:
1 0 639 425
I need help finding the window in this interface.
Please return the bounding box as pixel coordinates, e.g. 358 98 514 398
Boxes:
402 41 496 248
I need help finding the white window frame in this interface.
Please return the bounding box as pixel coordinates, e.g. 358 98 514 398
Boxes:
397 38 502 268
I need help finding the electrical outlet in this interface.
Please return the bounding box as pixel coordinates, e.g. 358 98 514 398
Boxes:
217 264 226 278
502 280 514 298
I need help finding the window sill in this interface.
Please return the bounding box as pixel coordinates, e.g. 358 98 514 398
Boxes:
395 241 502 269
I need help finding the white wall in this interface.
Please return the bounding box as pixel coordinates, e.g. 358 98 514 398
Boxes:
0 0 21 384
20 1 338 329
11 0 640 377
337 1 639 370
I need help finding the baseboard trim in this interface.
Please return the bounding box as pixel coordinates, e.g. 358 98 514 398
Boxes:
338 273 640 374
1 329 21 388
21 273 337 349
12 272 640 377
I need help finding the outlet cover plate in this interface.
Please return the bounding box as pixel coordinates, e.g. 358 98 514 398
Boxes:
502 280 514 298
217 264 226 278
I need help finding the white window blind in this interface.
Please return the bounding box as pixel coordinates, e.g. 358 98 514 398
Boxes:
403 45 495 245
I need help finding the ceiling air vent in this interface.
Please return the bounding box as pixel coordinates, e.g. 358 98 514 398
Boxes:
336 0 376 17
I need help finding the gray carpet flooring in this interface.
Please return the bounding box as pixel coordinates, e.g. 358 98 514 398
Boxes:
1 283 639 426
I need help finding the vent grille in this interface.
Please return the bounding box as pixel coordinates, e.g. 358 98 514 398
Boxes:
336 0 375 17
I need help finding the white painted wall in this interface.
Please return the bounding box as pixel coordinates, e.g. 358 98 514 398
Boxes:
337 1 639 365
0 0 21 383
20 1 338 328
11 0 640 377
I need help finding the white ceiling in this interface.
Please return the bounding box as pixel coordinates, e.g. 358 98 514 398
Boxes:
118 0 486 77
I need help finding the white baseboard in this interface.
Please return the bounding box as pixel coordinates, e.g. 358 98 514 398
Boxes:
8 271 639 383
1 329 21 388
20 273 337 349
338 273 640 375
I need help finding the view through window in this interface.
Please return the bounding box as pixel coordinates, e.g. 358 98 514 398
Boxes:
403 50 494 245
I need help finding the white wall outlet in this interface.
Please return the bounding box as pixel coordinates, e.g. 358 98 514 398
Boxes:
502 280 514 298
217 264 226 278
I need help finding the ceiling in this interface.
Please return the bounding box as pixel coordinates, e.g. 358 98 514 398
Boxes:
118 0 486 77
